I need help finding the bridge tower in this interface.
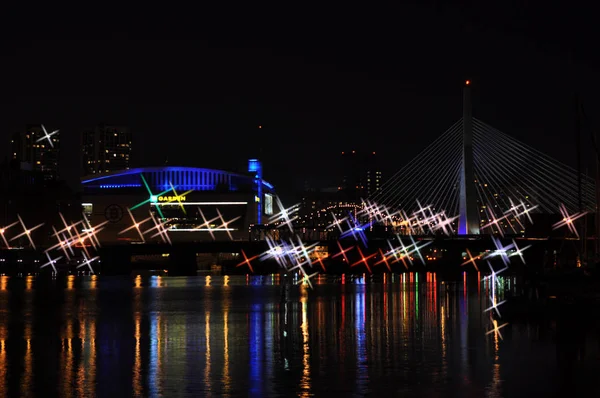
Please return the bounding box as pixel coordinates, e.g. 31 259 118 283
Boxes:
458 81 480 235
248 159 263 225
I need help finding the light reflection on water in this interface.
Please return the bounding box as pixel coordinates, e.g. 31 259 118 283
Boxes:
0 273 597 396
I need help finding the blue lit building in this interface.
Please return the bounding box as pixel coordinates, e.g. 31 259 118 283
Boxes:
80 161 276 243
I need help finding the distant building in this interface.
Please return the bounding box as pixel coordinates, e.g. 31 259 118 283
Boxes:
11 124 60 180
296 188 361 229
82 124 132 176
79 162 275 243
340 150 382 201
476 180 533 234
1 158 79 247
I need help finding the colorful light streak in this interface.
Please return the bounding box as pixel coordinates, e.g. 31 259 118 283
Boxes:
129 174 172 218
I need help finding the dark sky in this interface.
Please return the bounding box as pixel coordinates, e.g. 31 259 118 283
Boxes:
2 3 599 198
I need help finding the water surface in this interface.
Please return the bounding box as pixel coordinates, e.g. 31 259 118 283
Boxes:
0 273 598 397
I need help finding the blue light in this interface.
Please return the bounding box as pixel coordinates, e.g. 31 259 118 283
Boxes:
247 160 263 224
249 303 263 396
83 166 274 200
248 159 260 173
355 288 367 391
98 184 142 189
261 180 274 189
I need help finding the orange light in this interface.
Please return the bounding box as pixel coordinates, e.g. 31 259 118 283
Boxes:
372 151 376 155
465 80 470 85
258 125 262 129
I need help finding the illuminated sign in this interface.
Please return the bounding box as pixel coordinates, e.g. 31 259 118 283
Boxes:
158 195 186 202
265 193 274 215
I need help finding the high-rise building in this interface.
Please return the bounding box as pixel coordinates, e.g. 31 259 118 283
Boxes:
11 124 60 180
340 150 382 201
82 124 132 175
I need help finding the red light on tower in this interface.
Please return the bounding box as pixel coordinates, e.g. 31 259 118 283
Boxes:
372 151 376 155
258 125 262 129
465 80 470 86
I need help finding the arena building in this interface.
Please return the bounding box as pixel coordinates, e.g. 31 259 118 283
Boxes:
80 159 276 243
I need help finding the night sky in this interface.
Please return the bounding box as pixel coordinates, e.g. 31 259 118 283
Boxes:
2 4 599 200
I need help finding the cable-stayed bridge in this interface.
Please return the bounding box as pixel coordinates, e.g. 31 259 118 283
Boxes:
371 82 596 236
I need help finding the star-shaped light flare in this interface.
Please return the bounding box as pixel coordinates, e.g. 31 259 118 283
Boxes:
269 196 299 232
486 319 508 340
196 208 221 240
461 248 483 272
482 261 509 318
119 209 152 242
489 236 514 266
295 270 320 289
384 239 408 269
331 241 354 263
81 213 108 249
41 252 62 274
0 221 19 249
129 174 172 218
431 212 459 236
509 239 531 264
36 124 59 148
77 252 99 274
374 248 392 272
481 209 509 237
237 250 259 273
9 215 44 250
146 211 172 244
45 226 75 260
286 238 319 272
406 235 431 265
339 212 371 247
351 246 376 274
552 203 588 237
327 213 348 234
167 182 194 215
216 209 241 240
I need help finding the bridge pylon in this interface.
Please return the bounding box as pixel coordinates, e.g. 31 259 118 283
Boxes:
458 80 480 235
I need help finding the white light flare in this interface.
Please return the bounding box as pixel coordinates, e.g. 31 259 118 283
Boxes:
119 209 152 242
9 215 44 250
41 252 62 274
36 124 59 148
0 221 19 249
77 252 99 274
